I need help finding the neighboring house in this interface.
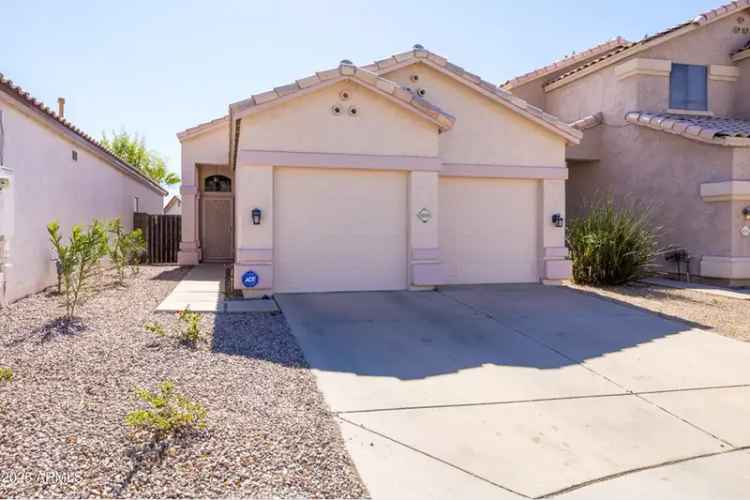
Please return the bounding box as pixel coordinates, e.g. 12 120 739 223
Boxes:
177 46 581 295
0 73 166 305
164 195 182 215
503 0 750 285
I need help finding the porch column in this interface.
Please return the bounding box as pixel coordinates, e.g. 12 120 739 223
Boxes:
177 184 200 265
408 171 442 288
540 179 572 285
235 165 274 297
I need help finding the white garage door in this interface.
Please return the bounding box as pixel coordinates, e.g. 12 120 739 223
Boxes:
274 167 408 293
440 177 539 284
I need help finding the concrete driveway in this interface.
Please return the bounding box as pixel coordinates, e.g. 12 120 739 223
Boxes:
277 285 750 499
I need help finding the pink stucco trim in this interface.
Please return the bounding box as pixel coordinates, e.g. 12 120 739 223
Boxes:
180 185 198 196
544 246 570 259
238 150 442 171
411 247 440 261
441 163 568 180
701 256 750 279
237 247 273 263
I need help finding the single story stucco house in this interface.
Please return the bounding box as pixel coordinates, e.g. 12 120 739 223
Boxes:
176 46 582 295
0 74 165 305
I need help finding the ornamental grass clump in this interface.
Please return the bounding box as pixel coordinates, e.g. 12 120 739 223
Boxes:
567 196 664 286
125 380 207 441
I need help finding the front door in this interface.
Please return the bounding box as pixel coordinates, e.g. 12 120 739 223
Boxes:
201 194 233 261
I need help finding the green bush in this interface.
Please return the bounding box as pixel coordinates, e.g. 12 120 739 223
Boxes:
125 380 207 440
48 220 109 319
144 322 166 337
107 218 146 284
0 367 13 383
567 196 663 286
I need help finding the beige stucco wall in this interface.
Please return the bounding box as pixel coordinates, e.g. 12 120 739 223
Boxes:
238 80 439 157
0 96 163 303
382 63 566 166
525 12 750 279
736 58 750 119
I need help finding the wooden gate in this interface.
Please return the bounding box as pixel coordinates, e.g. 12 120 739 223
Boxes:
133 213 181 264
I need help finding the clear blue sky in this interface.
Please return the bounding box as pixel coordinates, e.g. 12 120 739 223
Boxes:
1 0 719 196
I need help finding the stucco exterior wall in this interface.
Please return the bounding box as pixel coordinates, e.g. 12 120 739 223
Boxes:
0 97 163 303
736 58 750 119
382 64 566 167
567 126 737 274
238 81 439 158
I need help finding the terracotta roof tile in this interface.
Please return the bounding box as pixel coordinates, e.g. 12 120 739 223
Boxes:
177 115 229 140
545 0 750 89
625 111 750 146
0 72 166 195
501 37 630 89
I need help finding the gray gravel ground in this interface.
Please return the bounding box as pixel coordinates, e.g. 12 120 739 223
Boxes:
0 266 367 498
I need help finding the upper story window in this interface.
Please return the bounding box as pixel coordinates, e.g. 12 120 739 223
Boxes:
204 175 231 192
669 64 708 111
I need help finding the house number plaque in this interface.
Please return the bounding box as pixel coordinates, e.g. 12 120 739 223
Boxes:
741 225 750 238
417 208 432 223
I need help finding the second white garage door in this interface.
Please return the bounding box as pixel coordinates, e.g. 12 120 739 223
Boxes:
274 167 408 293
440 177 539 284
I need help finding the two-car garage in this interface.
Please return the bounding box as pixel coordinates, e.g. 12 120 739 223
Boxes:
272 166 540 293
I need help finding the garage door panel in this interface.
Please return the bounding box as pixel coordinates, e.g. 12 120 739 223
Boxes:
275 167 408 293
440 177 539 284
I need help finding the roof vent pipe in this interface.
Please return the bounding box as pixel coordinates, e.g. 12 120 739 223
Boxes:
413 44 424 49
340 59 353 65
57 97 65 118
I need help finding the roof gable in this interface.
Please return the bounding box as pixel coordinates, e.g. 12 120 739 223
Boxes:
544 0 750 91
363 47 582 144
229 62 455 132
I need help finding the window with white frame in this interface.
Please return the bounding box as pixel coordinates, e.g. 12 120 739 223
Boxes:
669 64 708 111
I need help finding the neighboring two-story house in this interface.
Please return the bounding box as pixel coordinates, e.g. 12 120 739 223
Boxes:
503 0 750 285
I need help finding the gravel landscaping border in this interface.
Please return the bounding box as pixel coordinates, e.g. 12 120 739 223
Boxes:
567 281 750 342
0 266 367 498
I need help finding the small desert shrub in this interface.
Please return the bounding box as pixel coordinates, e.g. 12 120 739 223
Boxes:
107 218 146 284
177 308 202 345
0 367 13 383
48 220 109 319
567 196 663 286
144 322 166 337
125 380 207 441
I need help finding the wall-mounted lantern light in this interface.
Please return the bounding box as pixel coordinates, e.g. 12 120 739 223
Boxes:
251 208 262 225
552 213 564 228
743 206 750 221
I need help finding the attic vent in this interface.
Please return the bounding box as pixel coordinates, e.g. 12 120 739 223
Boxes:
339 89 351 101
331 104 343 116
417 88 427 97
72 150 78 161
410 74 420 82
347 105 359 117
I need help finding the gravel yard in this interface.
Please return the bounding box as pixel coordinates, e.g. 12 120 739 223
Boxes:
567 281 750 342
0 266 366 498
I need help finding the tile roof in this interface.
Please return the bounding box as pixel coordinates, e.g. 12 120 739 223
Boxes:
229 62 456 132
625 111 750 147
544 0 750 89
362 46 582 144
569 113 604 131
0 72 167 195
177 115 228 141
731 38 750 60
500 38 630 90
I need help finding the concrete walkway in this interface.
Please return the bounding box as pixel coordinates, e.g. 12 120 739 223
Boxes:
156 264 277 313
278 285 750 499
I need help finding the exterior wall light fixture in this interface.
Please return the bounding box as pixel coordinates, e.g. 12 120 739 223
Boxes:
743 206 750 220
552 213 564 228
251 208 262 225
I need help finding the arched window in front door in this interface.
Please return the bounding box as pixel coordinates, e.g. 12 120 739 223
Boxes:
204 175 231 193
